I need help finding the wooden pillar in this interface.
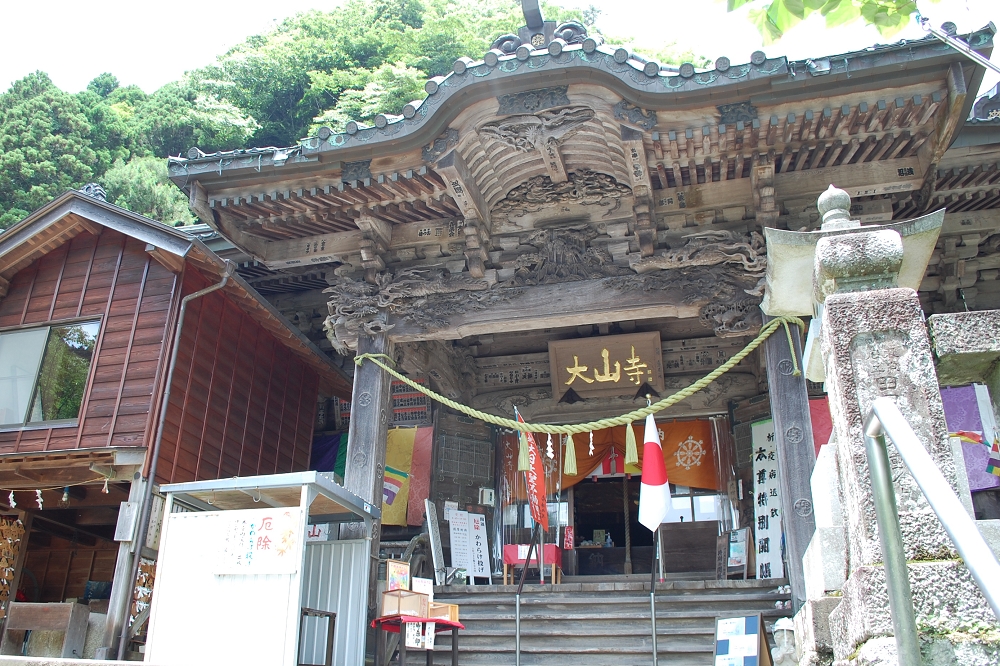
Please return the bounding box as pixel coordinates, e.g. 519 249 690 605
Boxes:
98 474 146 659
763 315 817 612
344 332 394 652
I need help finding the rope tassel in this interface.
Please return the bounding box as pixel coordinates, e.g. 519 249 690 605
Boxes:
518 430 530 472
624 420 638 465
564 434 578 476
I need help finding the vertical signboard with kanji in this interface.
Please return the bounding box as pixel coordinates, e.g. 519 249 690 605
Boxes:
468 513 491 579
750 420 784 580
449 510 472 572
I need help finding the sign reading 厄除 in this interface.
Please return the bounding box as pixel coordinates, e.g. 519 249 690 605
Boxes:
217 507 302 575
548 332 664 398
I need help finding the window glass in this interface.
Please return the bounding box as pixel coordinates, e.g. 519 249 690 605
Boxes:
663 496 693 523
0 328 49 425
27 322 100 423
693 494 721 522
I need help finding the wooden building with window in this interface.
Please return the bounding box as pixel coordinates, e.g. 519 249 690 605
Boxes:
0 186 350 658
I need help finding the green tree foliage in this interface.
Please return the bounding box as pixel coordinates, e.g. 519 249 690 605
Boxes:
128 79 257 157
0 1 706 230
726 0 939 45
0 72 99 228
102 156 195 226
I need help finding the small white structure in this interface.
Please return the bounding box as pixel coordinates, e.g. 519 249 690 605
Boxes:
145 472 378 666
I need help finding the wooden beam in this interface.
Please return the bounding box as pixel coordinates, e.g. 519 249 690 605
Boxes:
774 156 923 200
144 244 185 274
385 278 715 343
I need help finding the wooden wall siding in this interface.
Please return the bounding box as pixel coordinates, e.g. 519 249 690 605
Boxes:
154 271 318 485
23 537 117 602
0 230 178 455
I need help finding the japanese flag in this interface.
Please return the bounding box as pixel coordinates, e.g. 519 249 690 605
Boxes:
638 413 670 532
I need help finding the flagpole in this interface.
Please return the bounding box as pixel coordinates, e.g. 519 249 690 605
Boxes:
650 524 659 666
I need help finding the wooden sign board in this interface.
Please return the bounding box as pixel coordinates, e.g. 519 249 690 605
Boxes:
716 528 749 580
712 614 773 666
548 332 664 399
424 499 446 585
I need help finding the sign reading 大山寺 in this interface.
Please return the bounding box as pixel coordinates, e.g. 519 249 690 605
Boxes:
548 332 664 398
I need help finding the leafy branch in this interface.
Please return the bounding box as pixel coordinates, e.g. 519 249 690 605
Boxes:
726 0 938 45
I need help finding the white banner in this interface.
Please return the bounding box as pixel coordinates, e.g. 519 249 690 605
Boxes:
750 420 784 580
217 507 302 574
468 513 490 577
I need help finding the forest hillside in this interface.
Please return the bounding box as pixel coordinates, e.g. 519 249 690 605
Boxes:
0 0 704 229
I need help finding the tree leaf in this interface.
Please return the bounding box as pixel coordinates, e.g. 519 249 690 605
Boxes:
727 0 758 10
748 6 785 44
823 0 861 27
767 0 805 34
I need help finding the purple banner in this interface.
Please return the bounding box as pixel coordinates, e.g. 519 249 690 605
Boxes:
940 385 1000 492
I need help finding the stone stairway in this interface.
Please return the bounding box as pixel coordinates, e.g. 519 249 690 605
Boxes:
428 578 792 666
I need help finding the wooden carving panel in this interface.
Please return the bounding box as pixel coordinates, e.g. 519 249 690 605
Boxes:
548 332 664 399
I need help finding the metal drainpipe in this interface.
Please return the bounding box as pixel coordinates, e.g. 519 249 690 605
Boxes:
114 262 233 660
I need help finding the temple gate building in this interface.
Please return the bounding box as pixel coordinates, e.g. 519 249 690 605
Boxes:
1 4 998 664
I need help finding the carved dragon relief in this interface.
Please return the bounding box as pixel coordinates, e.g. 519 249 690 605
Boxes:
497 227 634 286
323 268 510 353
630 230 766 274
324 228 768 351
491 169 633 227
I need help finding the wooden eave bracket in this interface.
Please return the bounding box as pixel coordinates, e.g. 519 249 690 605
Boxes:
145 243 186 274
435 150 493 275
191 180 269 260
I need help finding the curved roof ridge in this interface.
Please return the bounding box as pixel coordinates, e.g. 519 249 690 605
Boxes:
167 25 995 181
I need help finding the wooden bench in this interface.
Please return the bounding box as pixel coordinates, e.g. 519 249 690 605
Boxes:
0 602 90 658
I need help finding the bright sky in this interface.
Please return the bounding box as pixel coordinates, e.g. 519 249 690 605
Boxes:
2 0 997 97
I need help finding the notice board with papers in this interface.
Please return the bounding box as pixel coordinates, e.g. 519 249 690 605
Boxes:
712 614 772 666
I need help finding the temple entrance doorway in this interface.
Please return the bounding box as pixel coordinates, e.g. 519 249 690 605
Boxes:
498 420 737 579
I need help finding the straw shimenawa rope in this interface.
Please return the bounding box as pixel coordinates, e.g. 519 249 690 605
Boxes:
353 315 805 434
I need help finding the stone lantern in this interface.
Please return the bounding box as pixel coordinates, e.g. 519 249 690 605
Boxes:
760 184 944 381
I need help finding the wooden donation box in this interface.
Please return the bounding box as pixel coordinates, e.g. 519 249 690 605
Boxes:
0 602 89 658
145 472 378 666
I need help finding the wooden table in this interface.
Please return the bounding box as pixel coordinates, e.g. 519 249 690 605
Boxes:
372 614 464 666
502 544 562 585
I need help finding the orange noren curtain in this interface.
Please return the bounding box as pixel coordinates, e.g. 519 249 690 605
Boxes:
500 419 720 503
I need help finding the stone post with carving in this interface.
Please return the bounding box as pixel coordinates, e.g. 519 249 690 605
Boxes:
786 187 997 664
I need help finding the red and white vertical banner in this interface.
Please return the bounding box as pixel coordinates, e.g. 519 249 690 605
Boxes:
517 410 549 532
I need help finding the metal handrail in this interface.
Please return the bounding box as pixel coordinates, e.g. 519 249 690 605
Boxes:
514 524 541 666
864 397 1000 663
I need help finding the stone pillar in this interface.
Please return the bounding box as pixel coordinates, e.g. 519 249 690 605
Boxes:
343 331 394 650
820 288 956 570
820 290 997 662
763 316 817 612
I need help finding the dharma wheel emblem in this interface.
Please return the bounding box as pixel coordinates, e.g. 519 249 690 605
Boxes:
530 33 546 47
674 435 706 470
